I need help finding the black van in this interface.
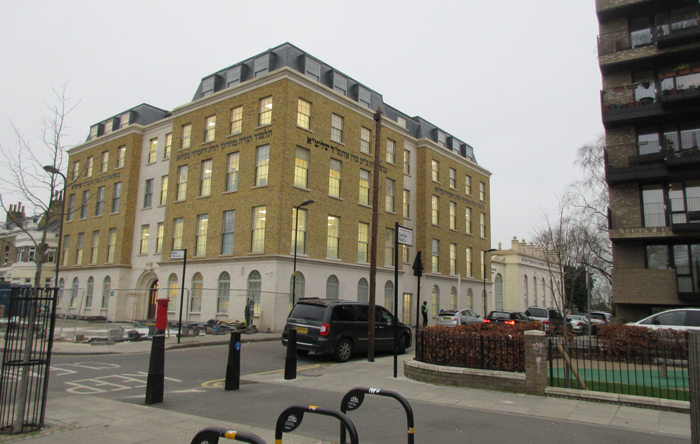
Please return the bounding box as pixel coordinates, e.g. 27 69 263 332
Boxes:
282 299 412 362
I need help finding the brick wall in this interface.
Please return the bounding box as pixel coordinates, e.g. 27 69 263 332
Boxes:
405 330 548 396
612 268 678 304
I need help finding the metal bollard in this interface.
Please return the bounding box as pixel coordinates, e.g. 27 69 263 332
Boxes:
226 332 241 391
284 329 297 380
146 298 169 405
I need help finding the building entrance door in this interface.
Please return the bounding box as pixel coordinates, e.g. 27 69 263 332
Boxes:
402 293 412 325
148 280 159 319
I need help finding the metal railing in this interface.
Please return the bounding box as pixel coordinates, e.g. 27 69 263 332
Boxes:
609 204 664 229
598 30 631 56
0 287 57 433
548 337 688 401
415 330 525 372
609 200 700 230
656 5 700 39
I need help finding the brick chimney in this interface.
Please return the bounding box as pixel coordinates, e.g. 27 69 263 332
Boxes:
6 202 25 224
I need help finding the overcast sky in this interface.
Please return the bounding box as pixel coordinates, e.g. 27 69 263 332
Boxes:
0 0 603 247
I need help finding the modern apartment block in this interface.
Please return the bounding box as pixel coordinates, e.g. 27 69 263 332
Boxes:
597 0 700 320
58 43 493 331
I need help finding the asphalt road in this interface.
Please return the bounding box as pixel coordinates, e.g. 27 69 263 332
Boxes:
47 343 685 444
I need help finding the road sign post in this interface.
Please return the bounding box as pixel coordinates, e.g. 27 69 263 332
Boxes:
394 224 413 378
171 249 187 344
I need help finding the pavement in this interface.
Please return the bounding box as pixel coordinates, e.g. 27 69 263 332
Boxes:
0 328 692 443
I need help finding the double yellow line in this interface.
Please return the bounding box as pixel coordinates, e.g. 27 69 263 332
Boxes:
201 363 332 387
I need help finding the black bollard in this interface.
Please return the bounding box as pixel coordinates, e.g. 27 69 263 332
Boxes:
284 329 297 380
146 298 169 405
225 332 241 391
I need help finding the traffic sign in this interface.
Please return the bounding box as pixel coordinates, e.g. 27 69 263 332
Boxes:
397 226 413 246
171 250 185 260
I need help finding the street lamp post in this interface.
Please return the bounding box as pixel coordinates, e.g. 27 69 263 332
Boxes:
43 165 67 288
483 248 497 315
292 200 314 307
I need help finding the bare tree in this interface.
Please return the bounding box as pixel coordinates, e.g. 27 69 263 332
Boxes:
566 135 612 286
0 84 79 287
532 201 589 339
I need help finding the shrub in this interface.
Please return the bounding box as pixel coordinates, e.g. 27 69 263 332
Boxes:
416 323 541 372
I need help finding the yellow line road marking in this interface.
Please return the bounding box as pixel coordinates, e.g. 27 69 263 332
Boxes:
201 363 332 388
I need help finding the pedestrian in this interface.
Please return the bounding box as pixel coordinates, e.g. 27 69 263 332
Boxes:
244 299 253 329
421 301 428 327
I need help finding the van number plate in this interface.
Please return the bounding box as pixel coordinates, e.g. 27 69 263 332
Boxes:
296 327 308 334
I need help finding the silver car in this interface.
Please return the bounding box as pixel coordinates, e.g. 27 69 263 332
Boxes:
627 308 700 332
566 315 589 334
436 309 483 327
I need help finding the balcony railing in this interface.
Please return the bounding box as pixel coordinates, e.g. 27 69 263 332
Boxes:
599 5 700 56
601 83 658 108
598 31 632 56
656 5 700 46
610 199 700 230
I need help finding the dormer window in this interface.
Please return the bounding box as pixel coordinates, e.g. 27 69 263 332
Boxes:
89 125 99 140
333 73 347 96
227 66 242 87
437 130 446 147
120 112 130 128
103 119 113 135
254 54 269 77
450 137 461 153
306 58 321 82
397 116 407 129
202 76 215 97
358 86 371 108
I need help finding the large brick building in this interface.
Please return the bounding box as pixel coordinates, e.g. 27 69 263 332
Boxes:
57 43 493 331
597 0 700 320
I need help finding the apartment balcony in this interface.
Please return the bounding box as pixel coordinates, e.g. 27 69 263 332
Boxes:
609 199 700 234
596 0 691 22
605 136 700 183
656 5 700 48
601 75 700 127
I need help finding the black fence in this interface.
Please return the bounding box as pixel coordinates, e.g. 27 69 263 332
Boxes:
415 330 525 372
0 287 57 433
548 337 689 401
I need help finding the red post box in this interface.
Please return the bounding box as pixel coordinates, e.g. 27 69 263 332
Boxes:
155 298 169 330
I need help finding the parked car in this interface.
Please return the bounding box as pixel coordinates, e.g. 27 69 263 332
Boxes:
525 307 565 329
281 299 412 362
436 309 483 327
566 315 590 334
588 311 612 326
483 311 531 325
627 308 700 332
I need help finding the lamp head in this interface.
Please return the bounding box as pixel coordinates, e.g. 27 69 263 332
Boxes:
299 199 315 207
43 165 60 175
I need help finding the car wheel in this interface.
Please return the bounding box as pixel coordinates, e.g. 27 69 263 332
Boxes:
397 335 407 354
296 349 310 356
334 338 353 362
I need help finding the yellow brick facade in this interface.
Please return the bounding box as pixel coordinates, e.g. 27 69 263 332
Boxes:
59 52 493 331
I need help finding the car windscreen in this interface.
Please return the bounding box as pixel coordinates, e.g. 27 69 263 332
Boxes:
289 304 327 321
489 312 510 320
527 308 546 318
549 310 563 320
